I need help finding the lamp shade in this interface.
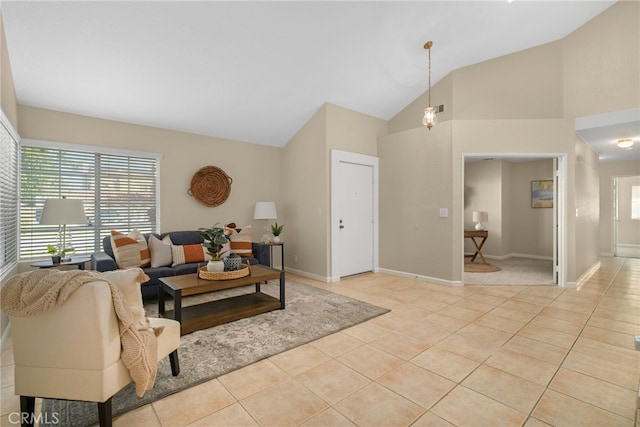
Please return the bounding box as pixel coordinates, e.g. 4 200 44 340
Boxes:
472 211 488 223
40 198 87 225
253 202 277 220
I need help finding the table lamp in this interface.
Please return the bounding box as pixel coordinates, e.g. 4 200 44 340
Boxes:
254 201 277 243
472 211 488 231
40 197 87 260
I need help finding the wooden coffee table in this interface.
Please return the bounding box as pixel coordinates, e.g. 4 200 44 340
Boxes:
158 265 285 335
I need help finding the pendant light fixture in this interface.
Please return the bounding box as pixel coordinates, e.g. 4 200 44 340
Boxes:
422 41 437 130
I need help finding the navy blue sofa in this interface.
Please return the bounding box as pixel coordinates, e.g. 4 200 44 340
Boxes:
90 230 270 299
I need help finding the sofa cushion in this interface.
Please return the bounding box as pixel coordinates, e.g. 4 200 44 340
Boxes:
110 230 150 268
173 263 200 276
228 226 253 258
149 235 173 268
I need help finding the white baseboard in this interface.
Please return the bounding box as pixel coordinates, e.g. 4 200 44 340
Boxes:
378 268 463 287
599 252 615 257
467 253 553 261
616 244 640 258
284 267 331 283
572 260 602 289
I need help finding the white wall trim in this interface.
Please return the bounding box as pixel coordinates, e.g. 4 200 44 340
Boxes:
378 268 463 287
572 260 603 289
285 267 331 283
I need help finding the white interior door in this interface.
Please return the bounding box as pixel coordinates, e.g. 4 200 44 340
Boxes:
331 150 378 280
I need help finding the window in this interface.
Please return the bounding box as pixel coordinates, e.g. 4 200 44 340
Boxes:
20 140 161 259
0 112 19 277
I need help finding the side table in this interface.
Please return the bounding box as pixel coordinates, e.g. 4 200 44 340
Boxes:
464 230 488 264
268 242 284 271
31 257 90 270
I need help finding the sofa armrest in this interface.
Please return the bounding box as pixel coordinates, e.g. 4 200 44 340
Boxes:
252 242 271 267
91 252 118 272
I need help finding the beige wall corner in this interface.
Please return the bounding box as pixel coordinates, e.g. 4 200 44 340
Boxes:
1 10 18 129
563 0 640 119
388 73 453 135
379 123 455 281
452 41 564 121
282 104 328 279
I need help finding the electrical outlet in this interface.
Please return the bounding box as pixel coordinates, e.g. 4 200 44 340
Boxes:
635 336 640 351
294 255 298 263
439 208 448 218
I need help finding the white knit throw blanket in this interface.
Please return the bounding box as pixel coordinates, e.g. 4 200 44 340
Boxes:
1 269 160 397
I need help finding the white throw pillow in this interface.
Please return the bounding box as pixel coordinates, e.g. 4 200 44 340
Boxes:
149 235 173 268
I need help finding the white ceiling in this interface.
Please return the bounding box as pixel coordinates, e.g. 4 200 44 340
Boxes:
3 0 636 160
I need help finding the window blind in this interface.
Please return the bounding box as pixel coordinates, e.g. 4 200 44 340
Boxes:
0 114 19 277
20 144 159 259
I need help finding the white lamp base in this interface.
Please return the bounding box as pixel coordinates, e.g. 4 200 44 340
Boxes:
474 222 485 231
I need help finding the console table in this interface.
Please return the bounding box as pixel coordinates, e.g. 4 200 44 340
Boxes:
464 230 488 264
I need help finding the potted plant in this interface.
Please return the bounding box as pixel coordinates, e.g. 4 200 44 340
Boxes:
199 224 229 271
47 244 74 264
271 222 284 243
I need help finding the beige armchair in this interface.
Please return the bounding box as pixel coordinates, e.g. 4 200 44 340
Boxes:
9 275 180 427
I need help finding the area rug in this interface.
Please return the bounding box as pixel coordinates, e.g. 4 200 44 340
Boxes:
464 261 502 272
40 279 389 426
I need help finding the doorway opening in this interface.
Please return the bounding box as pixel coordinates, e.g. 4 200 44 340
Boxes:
462 153 567 287
613 175 640 258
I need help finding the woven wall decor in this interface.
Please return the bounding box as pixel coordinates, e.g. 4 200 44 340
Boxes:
188 165 232 207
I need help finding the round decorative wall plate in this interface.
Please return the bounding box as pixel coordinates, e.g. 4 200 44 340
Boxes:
188 165 232 207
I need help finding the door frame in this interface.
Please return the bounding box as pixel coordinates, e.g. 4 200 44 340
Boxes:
330 149 379 282
461 153 567 287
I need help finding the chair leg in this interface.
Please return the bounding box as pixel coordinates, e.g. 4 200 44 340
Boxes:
19 396 35 427
170 349 180 376
97 398 112 427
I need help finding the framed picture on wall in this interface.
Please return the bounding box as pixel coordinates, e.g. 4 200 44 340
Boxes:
531 180 553 208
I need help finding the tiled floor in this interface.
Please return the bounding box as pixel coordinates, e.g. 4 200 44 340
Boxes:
1 257 639 426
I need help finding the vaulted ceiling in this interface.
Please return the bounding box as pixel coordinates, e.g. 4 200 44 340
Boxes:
3 1 636 161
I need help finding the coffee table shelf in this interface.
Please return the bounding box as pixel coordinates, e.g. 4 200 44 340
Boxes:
161 293 281 335
158 264 284 335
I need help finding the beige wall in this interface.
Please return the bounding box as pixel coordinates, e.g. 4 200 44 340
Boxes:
599 161 640 255
464 160 505 256
506 159 554 258
563 1 640 119
452 41 564 121
574 136 601 276
282 105 328 278
282 103 386 280
17 106 283 235
378 124 455 282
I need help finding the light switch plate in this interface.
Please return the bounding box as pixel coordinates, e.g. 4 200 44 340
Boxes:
439 208 448 218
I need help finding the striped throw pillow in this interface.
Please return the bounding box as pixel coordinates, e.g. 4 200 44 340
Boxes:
228 225 253 258
171 244 210 267
110 230 150 269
